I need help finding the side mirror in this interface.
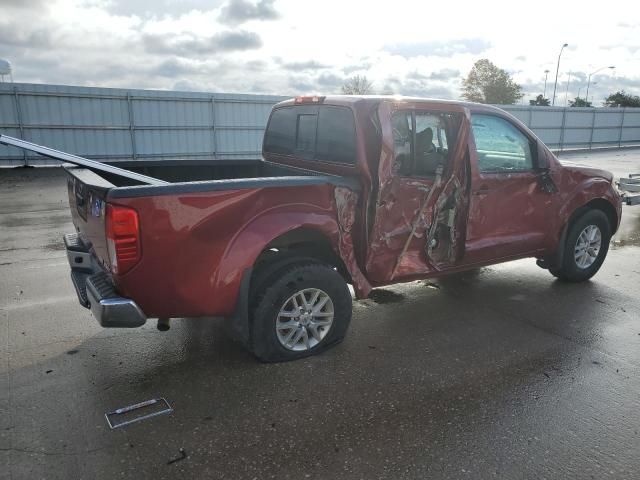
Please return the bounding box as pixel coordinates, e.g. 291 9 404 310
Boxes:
537 169 558 193
536 141 550 170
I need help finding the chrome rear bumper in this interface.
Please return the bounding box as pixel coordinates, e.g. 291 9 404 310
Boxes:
65 233 147 328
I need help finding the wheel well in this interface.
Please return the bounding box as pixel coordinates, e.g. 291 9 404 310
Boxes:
254 228 352 283
573 198 619 234
541 198 618 272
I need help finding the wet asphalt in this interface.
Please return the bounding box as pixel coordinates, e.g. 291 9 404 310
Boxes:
1 149 640 480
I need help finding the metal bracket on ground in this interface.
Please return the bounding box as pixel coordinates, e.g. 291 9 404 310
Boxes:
105 397 173 429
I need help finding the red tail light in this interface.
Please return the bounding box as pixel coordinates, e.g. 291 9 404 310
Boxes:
106 204 140 275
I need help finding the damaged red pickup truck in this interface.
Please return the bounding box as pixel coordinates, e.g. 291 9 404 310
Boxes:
60 96 622 361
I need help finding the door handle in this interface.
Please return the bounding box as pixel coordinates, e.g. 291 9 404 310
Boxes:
473 186 489 196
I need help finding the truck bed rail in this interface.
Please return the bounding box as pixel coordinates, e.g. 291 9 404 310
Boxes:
0 134 168 186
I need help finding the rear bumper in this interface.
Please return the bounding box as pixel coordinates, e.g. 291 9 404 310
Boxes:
65 233 146 328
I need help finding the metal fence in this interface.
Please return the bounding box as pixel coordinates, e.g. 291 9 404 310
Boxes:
0 83 286 166
499 104 640 151
1 82 640 166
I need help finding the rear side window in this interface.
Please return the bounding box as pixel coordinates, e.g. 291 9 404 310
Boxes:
316 107 356 164
263 107 296 155
264 105 357 165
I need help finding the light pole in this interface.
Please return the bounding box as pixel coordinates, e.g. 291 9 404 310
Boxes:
543 69 550 98
552 43 568 106
564 71 572 106
585 66 615 106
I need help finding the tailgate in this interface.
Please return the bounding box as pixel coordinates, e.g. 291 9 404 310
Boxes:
65 166 114 271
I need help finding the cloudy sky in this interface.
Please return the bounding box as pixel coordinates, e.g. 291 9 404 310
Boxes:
1 0 639 105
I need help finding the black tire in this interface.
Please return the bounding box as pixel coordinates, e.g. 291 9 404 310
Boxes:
249 260 352 362
550 209 611 282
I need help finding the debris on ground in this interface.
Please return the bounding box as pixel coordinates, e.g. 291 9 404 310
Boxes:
105 398 173 429
167 448 187 465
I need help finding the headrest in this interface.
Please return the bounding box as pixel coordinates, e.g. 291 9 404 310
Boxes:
416 127 434 149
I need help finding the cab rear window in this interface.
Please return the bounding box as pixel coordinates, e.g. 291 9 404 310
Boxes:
263 105 357 165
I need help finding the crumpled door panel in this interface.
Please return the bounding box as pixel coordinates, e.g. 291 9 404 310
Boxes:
365 103 471 282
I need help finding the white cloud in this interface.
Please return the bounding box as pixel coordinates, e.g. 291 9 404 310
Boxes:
0 0 638 104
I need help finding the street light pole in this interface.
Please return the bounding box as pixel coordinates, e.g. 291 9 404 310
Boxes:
552 43 568 106
543 69 550 98
585 66 615 106
564 71 572 107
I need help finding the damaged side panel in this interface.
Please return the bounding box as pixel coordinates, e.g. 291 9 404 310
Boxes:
425 150 470 269
365 102 471 283
334 186 372 298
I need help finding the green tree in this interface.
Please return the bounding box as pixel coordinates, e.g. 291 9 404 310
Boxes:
341 75 373 95
603 90 640 107
529 94 551 106
461 59 523 104
569 97 592 107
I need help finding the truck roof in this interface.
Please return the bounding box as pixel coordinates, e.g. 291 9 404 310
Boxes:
274 95 508 114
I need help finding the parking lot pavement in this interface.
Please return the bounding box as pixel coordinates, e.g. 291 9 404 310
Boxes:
1 151 640 480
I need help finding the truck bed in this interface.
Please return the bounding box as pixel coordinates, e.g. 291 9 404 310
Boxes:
95 159 322 186
64 157 359 319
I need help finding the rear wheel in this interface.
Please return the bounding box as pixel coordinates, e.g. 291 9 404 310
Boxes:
550 209 611 282
249 261 352 362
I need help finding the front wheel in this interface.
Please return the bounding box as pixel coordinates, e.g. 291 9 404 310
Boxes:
250 261 352 362
550 209 611 282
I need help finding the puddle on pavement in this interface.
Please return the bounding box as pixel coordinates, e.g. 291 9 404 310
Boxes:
611 237 640 248
611 212 640 249
367 289 405 304
0 213 70 229
44 239 66 251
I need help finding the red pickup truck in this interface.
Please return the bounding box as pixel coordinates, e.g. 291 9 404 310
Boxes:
19 96 627 361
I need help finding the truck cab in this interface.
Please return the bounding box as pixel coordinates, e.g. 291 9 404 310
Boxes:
264 96 620 283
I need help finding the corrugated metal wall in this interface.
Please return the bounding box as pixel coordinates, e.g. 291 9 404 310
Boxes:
0 83 286 166
500 105 640 150
1 82 639 166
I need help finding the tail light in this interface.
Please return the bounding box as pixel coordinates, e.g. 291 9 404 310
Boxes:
106 204 140 275
294 95 325 104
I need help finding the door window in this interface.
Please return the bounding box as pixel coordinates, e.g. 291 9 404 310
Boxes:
392 111 455 177
471 114 534 172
